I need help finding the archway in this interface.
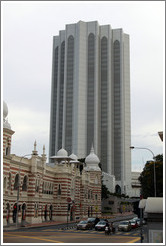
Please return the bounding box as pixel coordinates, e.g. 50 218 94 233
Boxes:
49 205 53 221
22 203 26 221
13 203 17 223
115 184 121 195
44 205 47 221
6 203 10 224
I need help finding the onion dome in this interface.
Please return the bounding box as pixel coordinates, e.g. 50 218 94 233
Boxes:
85 146 100 165
69 153 78 161
85 145 101 171
3 101 11 129
3 101 8 119
57 148 68 157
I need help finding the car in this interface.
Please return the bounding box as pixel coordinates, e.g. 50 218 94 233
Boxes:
118 221 132 232
87 218 96 227
76 220 93 230
95 221 107 231
129 219 139 229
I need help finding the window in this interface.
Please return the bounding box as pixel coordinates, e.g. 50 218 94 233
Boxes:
3 177 7 190
35 179 40 193
57 184 61 195
34 203 38 218
5 138 10 156
22 176 28 191
14 174 19 190
8 173 11 189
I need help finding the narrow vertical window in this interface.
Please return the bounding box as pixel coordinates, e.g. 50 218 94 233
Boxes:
65 35 74 154
101 36 108 171
87 33 95 154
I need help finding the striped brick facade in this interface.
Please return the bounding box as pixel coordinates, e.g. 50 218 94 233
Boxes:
3 127 101 226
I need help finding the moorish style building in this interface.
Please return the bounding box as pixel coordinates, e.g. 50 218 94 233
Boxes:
3 101 101 226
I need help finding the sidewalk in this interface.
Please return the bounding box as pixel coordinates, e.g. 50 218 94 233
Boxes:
3 212 135 231
3 220 76 231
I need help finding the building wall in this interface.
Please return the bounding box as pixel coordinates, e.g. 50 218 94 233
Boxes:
3 127 101 226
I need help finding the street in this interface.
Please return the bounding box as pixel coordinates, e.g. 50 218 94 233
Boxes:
3 226 141 244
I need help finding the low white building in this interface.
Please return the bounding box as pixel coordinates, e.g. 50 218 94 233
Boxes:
102 171 141 198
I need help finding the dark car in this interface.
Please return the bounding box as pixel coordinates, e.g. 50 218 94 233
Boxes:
95 221 107 231
76 220 93 230
87 218 96 227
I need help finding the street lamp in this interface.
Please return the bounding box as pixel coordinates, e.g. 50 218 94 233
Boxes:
16 154 31 228
130 146 156 197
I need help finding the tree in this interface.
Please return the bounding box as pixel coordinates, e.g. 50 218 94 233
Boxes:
138 154 163 198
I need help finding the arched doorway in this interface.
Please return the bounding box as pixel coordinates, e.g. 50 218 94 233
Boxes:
49 205 53 221
88 207 90 217
6 203 10 224
115 184 121 195
22 203 26 222
13 203 17 223
44 205 47 221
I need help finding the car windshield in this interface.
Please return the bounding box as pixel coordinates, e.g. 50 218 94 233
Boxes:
79 221 87 224
88 218 95 222
98 221 106 225
120 221 129 225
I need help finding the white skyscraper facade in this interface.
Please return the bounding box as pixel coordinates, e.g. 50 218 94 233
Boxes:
49 21 131 194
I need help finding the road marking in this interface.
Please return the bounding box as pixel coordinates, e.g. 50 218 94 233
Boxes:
4 233 64 243
128 237 140 243
42 229 56 231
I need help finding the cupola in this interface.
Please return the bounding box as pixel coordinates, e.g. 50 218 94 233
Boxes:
85 145 101 171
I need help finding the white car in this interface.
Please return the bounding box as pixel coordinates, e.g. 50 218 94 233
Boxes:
118 221 132 232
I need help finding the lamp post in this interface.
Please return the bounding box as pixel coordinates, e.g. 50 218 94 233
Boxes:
16 154 31 228
130 146 156 197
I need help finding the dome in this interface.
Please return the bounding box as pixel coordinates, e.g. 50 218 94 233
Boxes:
85 146 100 165
3 101 8 119
57 148 68 157
69 153 78 160
3 101 11 130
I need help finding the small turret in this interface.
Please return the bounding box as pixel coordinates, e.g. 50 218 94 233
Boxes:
32 140 38 155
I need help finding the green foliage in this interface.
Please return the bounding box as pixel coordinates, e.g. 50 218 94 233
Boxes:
138 154 163 198
102 183 111 200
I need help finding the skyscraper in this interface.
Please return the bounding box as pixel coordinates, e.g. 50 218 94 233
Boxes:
49 21 131 194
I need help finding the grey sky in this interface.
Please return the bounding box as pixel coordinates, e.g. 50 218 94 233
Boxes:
2 1 164 171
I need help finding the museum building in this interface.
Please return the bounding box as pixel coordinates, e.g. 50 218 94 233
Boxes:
3 101 102 226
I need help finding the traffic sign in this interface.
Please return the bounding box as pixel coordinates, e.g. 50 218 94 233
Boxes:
67 197 71 203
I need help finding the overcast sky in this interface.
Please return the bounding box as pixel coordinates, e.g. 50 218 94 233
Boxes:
2 1 164 171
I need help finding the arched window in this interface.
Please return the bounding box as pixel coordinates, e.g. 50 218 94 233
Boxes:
22 176 28 191
8 173 11 190
57 184 61 195
5 138 10 156
3 177 7 190
35 179 40 192
14 174 19 190
34 203 38 218
115 184 121 194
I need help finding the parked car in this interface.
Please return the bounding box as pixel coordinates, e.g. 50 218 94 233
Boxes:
95 221 107 231
129 219 139 229
118 221 132 232
87 218 96 227
76 220 93 230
